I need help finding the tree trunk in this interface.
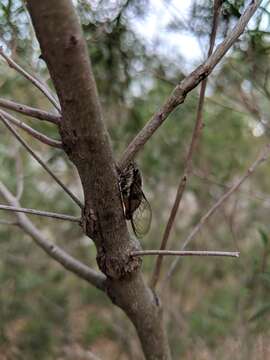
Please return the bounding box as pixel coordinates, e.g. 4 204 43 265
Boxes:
26 0 171 358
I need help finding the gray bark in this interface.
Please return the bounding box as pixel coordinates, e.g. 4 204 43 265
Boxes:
26 0 171 358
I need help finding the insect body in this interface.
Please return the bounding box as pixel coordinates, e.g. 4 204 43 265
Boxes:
118 162 152 238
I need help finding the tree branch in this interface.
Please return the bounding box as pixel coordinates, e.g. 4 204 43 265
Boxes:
119 0 262 169
0 113 83 208
15 149 24 200
0 203 80 222
166 142 270 280
0 110 62 148
0 46 61 112
0 98 61 124
0 219 18 226
151 0 222 290
132 250 239 258
0 181 106 291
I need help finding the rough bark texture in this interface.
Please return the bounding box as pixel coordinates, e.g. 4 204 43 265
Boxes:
26 0 171 358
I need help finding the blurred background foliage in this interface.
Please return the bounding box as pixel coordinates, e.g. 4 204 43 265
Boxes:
0 0 270 358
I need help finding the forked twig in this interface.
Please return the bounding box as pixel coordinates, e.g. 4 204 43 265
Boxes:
151 0 222 289
0 181 106 290
166 143 270 281
0 47 61 112
0 98 60 124
0 110 62 148
0 203 80 222
0 113 83 208
131 250 239 258
119 0 261 169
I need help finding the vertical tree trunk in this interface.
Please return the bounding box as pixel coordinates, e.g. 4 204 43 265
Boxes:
26 0 171 358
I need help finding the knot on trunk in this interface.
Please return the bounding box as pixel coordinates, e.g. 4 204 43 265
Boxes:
97 247 142 279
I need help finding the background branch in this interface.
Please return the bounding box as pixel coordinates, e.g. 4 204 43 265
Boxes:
0 46 61 112
15 147 24 200
0 219 18 226
0 98 61 124
166 142 270 281
0 113 83 208
119 0 261 169
0 181 106 290
151 0 222 290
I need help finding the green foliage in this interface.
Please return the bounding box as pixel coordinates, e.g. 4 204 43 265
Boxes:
258 227 269 247
17 318 53 360
83 314 114 346
249 303 270 321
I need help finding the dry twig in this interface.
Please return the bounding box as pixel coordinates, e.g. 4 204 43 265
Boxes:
0 203 80 222
0 110 62 148
166 143 270 280
0 113 83 208
0 98 60 124
0 219 18 226
132 250 239 258
0 181 106 290
0 47 61 112
119 0 262 169
151 0 222 289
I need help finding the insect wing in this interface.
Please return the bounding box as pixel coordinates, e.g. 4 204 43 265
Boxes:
131 191 152 238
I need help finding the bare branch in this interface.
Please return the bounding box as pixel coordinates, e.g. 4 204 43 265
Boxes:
0 219 18 226
132 250 239 258
0 203 80 222
0 181 106 291
151 0 222 289
0 46 61 112
193 169 270 205
15 148 24 200
0 98 61 124
0 110 62 148
119 0 262 169
0 114 83 208
166 143 270 280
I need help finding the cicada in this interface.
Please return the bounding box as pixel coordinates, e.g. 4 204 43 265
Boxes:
118 162 152 238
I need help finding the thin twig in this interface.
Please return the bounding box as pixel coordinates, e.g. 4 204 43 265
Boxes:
0 181 106 291
193 169 270 206
0 113 83 208
0 110 62 148
0 203 80 222
150 0 222 289
119 0 261 169
15 147 24 200
0 219 18 226
0 47 61 112
166 143 270 280
0 98 60 124
131 250 239 258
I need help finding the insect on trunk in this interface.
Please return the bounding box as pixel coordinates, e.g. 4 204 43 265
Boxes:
118 162 152 238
